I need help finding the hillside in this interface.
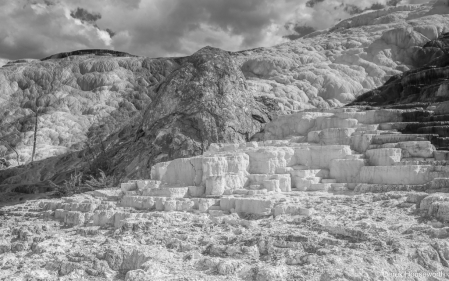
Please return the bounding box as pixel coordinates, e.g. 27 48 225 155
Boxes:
350 32 449 105
0 0 449 189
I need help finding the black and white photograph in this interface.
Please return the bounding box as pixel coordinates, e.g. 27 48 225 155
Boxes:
0 0 449 280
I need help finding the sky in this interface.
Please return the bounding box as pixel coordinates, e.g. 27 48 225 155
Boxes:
0 0 431 60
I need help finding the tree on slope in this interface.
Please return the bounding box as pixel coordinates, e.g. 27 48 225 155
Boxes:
0 99 23 165
0 130 21 165
23 90 51 162
21 74 69 163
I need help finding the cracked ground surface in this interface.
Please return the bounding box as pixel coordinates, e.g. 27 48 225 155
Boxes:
1 190 449 281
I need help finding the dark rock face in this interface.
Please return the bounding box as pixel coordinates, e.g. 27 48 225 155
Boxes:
141 47 268 150
348 33 449 151
41 49 137 61
100 47 271 180
350 33 449 107
423 32 449 50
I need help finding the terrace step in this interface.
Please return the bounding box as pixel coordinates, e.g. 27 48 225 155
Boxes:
435 151 449 161
321 179 337 184
371 134 437 145
419 114 449 122
418 126 449 137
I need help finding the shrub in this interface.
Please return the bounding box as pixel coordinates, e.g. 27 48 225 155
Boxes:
49 169 115 197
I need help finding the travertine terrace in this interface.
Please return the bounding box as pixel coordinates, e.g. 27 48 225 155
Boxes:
2 0 449 280
2 105 449 280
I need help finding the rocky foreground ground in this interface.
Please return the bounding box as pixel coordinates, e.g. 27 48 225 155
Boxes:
2 188 449 281
2 104 449 280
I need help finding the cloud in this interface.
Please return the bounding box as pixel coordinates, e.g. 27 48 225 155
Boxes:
70 7 101 23
285 0 430 35
0 1 113 59
0 0 432 60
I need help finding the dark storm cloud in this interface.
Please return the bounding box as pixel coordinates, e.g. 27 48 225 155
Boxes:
105 28 116 38
70 7 101 23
